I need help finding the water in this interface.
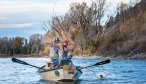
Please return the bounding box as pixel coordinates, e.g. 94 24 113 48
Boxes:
0 58 146 84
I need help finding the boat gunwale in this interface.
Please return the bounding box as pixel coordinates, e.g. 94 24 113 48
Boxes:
38 66 82 73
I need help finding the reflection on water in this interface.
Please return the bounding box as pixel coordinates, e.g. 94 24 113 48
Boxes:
40 80 81 84
0 58 146 84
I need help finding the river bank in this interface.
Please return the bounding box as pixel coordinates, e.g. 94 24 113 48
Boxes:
0 54 44 58
0 53 146 60
74 53 146 60
103 53 146 60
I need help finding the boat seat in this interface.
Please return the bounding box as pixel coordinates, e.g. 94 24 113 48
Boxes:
59 59 72 66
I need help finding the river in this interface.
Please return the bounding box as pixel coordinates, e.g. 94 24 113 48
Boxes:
0 58 146 84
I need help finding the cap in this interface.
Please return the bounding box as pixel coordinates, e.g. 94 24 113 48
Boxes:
64 40 69 44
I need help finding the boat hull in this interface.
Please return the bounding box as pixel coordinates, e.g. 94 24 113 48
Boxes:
39 66 82 81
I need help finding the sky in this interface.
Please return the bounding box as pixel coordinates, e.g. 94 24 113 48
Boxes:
0 0 133 38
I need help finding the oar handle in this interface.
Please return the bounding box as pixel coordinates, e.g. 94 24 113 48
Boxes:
84 65 93 68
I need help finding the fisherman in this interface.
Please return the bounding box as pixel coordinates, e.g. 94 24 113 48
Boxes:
50 36 60 65
67 52 84 69
62 40 69 59
62 40 75 59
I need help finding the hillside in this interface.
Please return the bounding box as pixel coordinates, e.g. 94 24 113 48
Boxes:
99 1 146 59
39 0 146 60
41 0 146 59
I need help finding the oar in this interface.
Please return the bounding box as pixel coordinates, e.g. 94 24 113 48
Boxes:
11 58 46 70
83 59 110 69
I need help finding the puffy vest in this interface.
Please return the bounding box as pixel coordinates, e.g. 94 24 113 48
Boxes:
50 43 59 59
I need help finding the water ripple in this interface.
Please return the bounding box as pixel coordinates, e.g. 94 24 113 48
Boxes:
0 58 146 84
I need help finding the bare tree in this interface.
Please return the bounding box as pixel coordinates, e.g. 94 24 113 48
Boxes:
42 1 108 53
42 21 51 33
51 16 72 40
94 0 107 32
67 2 97 40
29 34 43 56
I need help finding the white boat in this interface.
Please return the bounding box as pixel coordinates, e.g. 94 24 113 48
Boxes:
38 60 82 81
12 58 110 81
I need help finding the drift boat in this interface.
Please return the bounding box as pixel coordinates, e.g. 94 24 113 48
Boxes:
38 60 82 81
11 58 110 81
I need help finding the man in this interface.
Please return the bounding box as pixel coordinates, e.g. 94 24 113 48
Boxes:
62 40 69 59
50 36 60 65
66 52 84 69
62 40 76 59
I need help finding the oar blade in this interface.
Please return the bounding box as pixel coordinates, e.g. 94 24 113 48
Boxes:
95 59 110 66
11 58 16 62
83 59 110 69
12 58 29 65
12 58 47 70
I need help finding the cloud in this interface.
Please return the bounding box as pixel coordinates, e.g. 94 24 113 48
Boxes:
0 0 134 15
0 0 92 16
0 23 36 28
0 0 137 38
0 0 73 15
0 2 51 14
0 17 8 20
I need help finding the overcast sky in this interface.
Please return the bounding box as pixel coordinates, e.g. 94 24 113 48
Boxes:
0 0 133 38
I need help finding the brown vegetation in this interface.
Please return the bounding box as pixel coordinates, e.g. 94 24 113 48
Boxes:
100 1 146 59
43 0 146 59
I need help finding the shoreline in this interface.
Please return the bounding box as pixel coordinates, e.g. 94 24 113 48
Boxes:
0 53 146 60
